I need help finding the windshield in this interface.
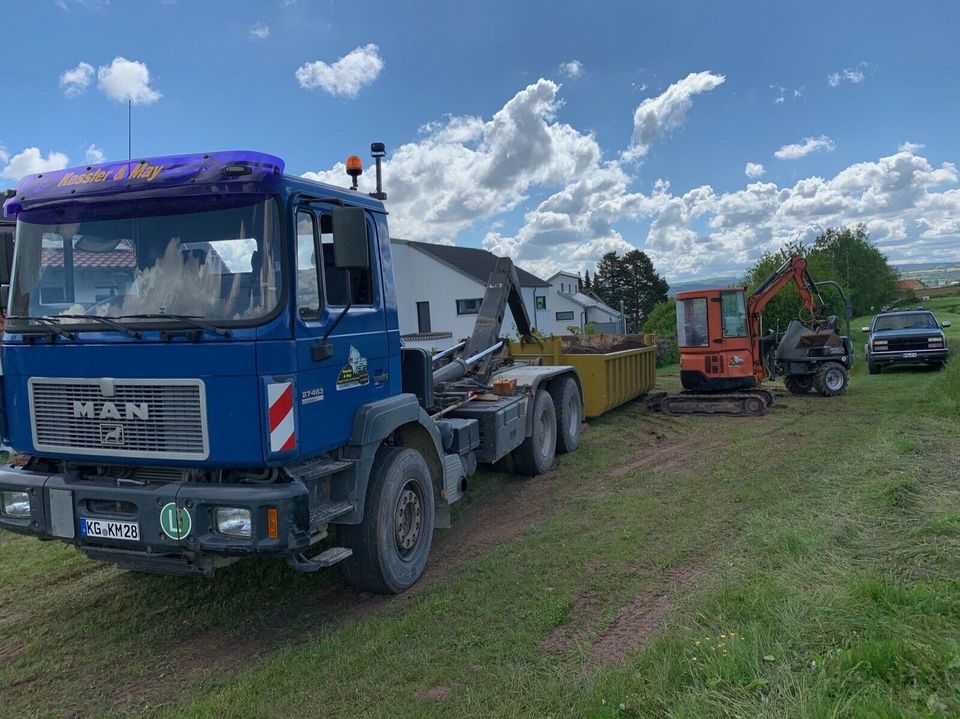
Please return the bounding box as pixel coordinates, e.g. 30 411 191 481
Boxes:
874 313 939 331
7 196 280 329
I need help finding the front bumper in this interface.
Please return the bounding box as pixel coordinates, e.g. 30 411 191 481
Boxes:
867 348 949 366
0 466 312 575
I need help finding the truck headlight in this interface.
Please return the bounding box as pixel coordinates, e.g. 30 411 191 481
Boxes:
215 507 252 538
1 491 30 518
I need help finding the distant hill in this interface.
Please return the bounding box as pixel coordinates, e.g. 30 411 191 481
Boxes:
893 262 960 289
667 276 741 297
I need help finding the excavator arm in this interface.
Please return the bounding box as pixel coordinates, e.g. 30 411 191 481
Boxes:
746 255 825 379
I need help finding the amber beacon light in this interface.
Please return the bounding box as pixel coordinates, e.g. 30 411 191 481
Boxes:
345 155 363 190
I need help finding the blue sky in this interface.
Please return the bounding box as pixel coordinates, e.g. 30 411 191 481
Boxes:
2 0 959 281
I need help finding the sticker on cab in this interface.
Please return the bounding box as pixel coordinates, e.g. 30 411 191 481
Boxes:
336 346 369 390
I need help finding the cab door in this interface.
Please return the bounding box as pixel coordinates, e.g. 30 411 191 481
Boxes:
718 290 751 379
293 204 390 457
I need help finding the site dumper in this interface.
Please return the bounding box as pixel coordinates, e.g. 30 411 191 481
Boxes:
0 146 584 593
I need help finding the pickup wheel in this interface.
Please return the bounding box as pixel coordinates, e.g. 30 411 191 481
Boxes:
340 447 435 594
783 374 812 394
549 376 583 454
867 361 881 375
512 389 557 476
813 362 848 397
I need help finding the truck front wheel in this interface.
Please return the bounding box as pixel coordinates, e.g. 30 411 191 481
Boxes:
512 389 557 476
813 362 848 397
340 447 435 594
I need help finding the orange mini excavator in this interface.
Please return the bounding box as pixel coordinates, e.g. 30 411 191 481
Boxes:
651 255 853 416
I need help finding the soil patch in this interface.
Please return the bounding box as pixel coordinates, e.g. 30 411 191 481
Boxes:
416 686 452 701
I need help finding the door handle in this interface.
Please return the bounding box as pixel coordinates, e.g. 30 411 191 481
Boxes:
311 342 334 362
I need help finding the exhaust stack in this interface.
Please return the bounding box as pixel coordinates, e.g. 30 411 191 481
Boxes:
370 142 387 200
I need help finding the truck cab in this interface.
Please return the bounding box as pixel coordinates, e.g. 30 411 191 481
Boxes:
0 150 583 592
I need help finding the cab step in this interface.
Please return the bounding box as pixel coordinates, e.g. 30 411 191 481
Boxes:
309 501 354 528
286 546 353 573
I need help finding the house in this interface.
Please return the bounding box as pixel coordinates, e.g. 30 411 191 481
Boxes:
545 271 623 332
391 239 551 350
896 278 926 292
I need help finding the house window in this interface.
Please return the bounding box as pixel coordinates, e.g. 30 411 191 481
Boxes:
456 298 482 315
94 286 118 303
39 286 65 304
417 301 431 333
535 295 546 310
556 310 574 321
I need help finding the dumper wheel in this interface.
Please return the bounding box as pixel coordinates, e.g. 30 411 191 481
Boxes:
550 376 583 454
340 447 435 594
813 362 848 397
512 389 557 476
784 374 813 394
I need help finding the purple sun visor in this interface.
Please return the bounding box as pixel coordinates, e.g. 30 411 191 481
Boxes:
3 150 285 218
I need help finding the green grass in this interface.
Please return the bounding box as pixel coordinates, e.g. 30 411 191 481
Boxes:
2 295 960 718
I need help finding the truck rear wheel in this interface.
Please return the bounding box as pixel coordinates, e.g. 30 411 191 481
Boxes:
783 375 813 394
813 362 848 397
549 376 583 454
340 447 435 594
512 389 557 476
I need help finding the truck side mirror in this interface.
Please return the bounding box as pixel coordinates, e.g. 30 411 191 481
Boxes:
331 207 370 270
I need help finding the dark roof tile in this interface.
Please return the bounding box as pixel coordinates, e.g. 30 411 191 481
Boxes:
399 239 550 288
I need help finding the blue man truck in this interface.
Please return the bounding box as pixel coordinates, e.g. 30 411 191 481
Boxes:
0 147 584 593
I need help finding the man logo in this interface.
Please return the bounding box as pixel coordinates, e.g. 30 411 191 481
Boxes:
73 401 149 421
100 424 125 445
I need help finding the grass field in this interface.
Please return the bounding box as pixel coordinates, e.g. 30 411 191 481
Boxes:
2 296 959 718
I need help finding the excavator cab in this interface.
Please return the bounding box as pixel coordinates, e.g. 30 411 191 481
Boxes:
676 288 758 393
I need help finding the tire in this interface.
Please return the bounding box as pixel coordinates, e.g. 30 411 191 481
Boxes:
783 374 813 395
511 389 557 476
868 361 881 375
549 376 583 454
339 447 435 594
813 362 848 397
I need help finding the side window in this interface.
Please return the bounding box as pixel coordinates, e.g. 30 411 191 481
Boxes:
721 291 747 337
297 211 321 318
676 297 708 347
535 296 546 310
318 213 374 306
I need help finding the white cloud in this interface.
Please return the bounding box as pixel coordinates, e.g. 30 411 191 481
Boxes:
0 144 8 165
1 147 70 180
249 22 269 40
97 57 161 105
774 135 836 160
745 162 765 178
300 76 960 282
828 62 869 87
85 144 105 164
560 60 584 78
59 61 94 97
296 43 383 98
623 71 725 161
899 141 925 153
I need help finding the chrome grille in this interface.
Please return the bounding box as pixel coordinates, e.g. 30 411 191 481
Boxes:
29 378 208 460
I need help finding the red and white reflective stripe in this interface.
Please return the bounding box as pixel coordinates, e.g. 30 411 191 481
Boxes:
267 382 295 453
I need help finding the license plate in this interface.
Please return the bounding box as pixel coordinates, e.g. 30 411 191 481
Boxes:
902 352 918 359
80 518 140 542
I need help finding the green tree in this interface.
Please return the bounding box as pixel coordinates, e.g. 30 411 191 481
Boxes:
593 249 669 331
642 298 678 365
740 225 898 335
583 269 592 290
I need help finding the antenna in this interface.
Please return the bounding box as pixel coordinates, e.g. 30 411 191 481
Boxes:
370 142 386 200
128 100 132 161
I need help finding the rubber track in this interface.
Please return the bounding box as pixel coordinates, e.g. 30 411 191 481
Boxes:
658 391 769 417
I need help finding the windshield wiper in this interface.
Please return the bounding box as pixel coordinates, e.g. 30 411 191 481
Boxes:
57 314 143 338
5 315 77 340
118 314 230 337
